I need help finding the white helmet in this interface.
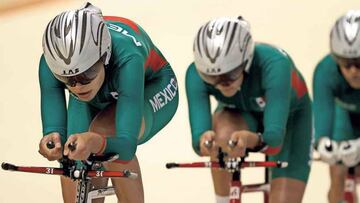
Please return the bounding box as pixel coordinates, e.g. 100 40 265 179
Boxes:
193 16 254 81
42 2 111 77
330 10 360 58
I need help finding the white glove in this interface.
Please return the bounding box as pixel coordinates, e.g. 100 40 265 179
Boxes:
317 137 340 165
339 139 360 167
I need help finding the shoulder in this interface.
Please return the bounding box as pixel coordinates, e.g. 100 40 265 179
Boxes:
254 43 292 62
312 55 341 100
104 16 142 34
186 62 202 81
105 17 152 66
39 55 52 75
186 62 206 86
313 54 341 88
39 55 47 68
314 54 338 76
38 54 64 87
251 43 293 77
105 16 147 48
186 62 197 75
185 62 210 94
252 43 293 74
108 29 145 57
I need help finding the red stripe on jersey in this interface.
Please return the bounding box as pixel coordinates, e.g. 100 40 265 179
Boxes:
263 146 281 155
291 70 307 98
103 16 140 33
144 49 167 72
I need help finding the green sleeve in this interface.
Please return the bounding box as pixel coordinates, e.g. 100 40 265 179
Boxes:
104 54 144 161
312 58 336 143
185 64 212 155
38 55 67 144
67 95 98 136
332 105 354 141
262 58 292 148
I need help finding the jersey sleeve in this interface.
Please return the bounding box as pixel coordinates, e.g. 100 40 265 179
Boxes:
313 58 336 144
261 58 292 155
67 95 98 136
103 54 145 161
185 64 212 155
38 55 68 144
332 104 354 140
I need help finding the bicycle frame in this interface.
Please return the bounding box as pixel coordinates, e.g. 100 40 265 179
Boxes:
166 150 286 203
76 177 116 202
229 169 271 203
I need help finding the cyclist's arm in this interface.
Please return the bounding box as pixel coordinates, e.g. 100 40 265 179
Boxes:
39 55 67 144
185 63 212 155
332 105 353 139
313 60 336 145
103 55 145 161
67 95 98 135
261 58 292 155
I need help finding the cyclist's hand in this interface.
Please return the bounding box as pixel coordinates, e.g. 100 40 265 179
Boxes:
64 132 103 160
227 130 251 157
199 131 216 156
317 137 339 165
227 130 260 157
38 132 62 161
339 139 360 167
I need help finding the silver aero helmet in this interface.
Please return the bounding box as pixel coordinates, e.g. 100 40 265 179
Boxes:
193 16 255 85
42 2 111 79
330 10 360 59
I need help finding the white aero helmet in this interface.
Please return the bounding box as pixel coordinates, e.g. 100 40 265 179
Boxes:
42 2 111 77
330 10 360 58
193 16 254 85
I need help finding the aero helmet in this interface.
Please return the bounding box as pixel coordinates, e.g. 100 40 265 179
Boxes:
193 16 254 84
330 10 360 59
42 2 111 77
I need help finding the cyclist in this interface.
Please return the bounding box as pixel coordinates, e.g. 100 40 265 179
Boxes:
186 16 312 203
37 3 178 203
313 10 360 203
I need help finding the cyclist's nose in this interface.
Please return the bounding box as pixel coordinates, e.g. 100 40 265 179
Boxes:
348 65 360 74
69 83 86 91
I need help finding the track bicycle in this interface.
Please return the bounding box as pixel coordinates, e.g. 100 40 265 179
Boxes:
2 142 138 203
166 141 287 203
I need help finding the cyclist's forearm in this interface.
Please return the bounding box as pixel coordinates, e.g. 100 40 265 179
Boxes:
104 136 137 161
43 129 67 145
262 128 285 155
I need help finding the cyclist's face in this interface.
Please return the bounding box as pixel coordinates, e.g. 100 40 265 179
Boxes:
215 73 244 97
339 65 360 89
67 62 105 101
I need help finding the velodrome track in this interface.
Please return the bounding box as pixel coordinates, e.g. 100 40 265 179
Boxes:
0 0 358 202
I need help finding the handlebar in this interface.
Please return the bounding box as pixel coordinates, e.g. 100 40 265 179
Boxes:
203 140 238 148
3 142 135 180
166 148 287 172
47 141 76 151
166 160 287 170
204 140 213 148
228 140 237 148
1 161 138 180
